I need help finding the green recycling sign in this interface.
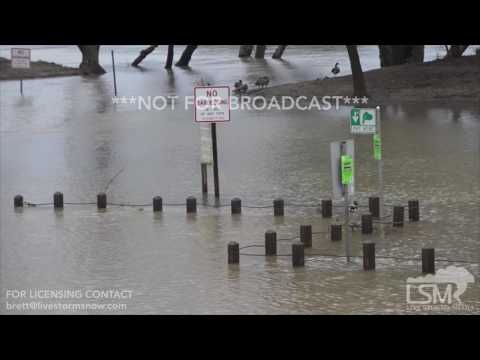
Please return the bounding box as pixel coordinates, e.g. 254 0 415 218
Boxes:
351 108 376 134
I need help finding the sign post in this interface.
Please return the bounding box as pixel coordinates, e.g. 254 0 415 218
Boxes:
330 139 354 262
111 50 118 96
194 86 231 199
350 106 383 217
375 106 384 219
340 145 354 262
11 48 31 96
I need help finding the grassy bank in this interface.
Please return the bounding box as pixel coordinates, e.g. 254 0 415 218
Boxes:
253 55 480 104
0 57 79 81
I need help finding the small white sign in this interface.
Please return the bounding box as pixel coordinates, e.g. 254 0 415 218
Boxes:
11 48 31 69
194 86 230 123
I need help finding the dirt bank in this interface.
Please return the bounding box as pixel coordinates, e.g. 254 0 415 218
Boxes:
252 55 480 105
0 57 79 80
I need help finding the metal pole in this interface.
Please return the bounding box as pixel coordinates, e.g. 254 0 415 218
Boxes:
376 106 384 219
111 50 118 97
340 141 351 263
20 79 23 96
211 123 220 198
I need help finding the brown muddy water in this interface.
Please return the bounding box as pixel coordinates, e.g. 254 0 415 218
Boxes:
0 46 479 314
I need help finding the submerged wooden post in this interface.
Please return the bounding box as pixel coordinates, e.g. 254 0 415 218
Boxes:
265 230 277 256
14 195 23 208
369 197 380 219
393 206 404 227
186 196 197 213
331 224 342 241
422 248 435 274
231 198 242 215
361 214 373 234
300 225 312 248
153 196 163 212
228 242 240 264
97 193 107 209
292 242 305 267
53 192 64 209
321 199 332 218
273 198 284 216
408 200 420 222
363 242 376 270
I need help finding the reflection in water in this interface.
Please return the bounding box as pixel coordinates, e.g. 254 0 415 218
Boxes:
0 45 479 314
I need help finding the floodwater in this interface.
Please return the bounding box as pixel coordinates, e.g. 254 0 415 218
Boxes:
0 45 479 314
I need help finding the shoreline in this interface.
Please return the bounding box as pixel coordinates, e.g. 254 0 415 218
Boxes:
250 55 480 105
0 57 79 81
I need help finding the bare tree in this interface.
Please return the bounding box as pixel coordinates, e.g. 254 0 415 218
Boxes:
346 45 367 96
272 45 287 59
255 45 266 58
445 45 469 58
378 45 424 67
238 45 254 58
78 45 105 75
175 45 198 67
132 45 158 67
165 45 174 69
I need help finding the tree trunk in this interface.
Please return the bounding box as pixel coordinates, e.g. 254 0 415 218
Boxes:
346 45 367 97
255 45 266 58
175 45 198 67
272 45 287 59
78 45 106 75
445 45 469 58
165 45 174 69
379 45 424 67
132 45 158 67
238 45 254 58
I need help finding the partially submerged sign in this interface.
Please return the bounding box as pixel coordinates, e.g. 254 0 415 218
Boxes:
11 48 31 69
330 140 355 199
200 124 213 164
194 86 230 123
350 108 376 134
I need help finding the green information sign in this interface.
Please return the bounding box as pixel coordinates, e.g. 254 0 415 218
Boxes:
350 108 376 134
341 155 354 185
373 134 382 160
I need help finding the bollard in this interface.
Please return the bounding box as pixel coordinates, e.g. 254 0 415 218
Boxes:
408 200 420 222
300 225 312 248
53 192 64 209
363 242 376 270
393 206 404 227
14 195 24 208
231 198 242 215
273 198 284 216
153 196 163 212
321 199 332 218
292 242 305 267
265 230 277 256
331 224 342 241
361 214 373 234
228 241 240 264
186 196 197 213
369 197 380 219
97 193 107 209
422 248 435 274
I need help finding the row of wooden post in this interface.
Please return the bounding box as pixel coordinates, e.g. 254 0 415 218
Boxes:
228 229 435 274
13 194 420 225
